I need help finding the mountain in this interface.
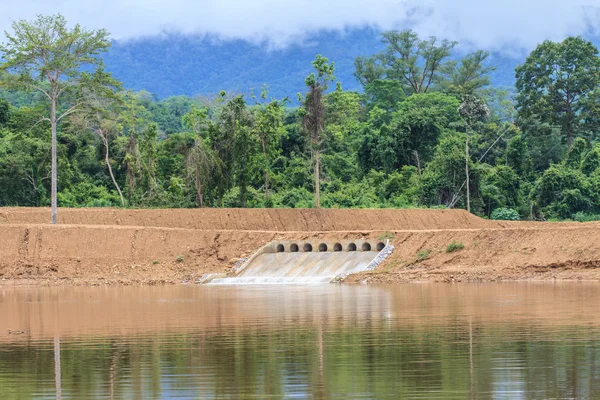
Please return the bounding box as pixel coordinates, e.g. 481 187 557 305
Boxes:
104 28 523 100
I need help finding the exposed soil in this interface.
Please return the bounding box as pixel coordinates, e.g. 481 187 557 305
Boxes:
0 207 501 230
1 207 600 285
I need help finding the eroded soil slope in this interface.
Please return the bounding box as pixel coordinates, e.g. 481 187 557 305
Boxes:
0 207 499 230
1 207 599 285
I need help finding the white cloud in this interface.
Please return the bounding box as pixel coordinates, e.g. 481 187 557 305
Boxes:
1 0 600 51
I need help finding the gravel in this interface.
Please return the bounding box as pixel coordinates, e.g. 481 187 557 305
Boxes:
332 244 395 282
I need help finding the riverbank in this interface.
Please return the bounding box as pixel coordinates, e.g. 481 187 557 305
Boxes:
1 207 600 285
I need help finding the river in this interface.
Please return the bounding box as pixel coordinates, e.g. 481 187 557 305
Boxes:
1 283 599 399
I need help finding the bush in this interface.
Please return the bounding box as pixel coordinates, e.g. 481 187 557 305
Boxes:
417 249 431 261
491 207 520 221
572 212 600 222
446 241 464 253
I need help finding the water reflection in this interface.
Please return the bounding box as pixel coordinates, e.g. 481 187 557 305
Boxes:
1 283 600 399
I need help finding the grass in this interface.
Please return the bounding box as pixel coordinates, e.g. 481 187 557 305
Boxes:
446 241 465 253
378 231 395 240
416 249 432 261
573 212 600 222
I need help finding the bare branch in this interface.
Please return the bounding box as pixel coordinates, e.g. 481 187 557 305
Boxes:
56 102 83 122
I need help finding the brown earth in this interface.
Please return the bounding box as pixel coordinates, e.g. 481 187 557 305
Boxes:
1 207 600 286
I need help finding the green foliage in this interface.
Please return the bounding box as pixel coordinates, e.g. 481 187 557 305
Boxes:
446 241 465 253
0 20 599 222
516 37 600 147
491 208 520 221
416 249 432 261
378 232 395 240
532 164 598 219
57 182 121 208
572 212 600 222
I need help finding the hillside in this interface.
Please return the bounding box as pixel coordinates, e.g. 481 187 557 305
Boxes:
104 28 522 99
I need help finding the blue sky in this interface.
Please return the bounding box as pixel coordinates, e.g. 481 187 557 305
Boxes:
2 0 600 51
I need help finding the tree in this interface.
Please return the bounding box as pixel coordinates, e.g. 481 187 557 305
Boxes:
516 37 600 149
0 99 9 126
219 95 253 207
301 55 335 208
74 92 125 207
0 14 120 223
183 106 218 207
118 91 152 205
140 123 159 200
358 93 460 174
459 95 490 212
355 30 457 96
445 50 495 95
252 87 286 205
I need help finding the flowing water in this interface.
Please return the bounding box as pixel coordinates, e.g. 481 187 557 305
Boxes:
1 283 600 399
209 251 380 285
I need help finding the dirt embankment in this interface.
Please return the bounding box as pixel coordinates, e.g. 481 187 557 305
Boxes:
0 207 499 231
1 207 600 285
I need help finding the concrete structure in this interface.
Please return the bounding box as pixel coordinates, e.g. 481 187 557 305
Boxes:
204 239 391 285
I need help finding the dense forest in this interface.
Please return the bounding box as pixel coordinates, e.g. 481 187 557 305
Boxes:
1 15 600 221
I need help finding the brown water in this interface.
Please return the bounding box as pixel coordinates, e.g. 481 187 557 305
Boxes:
1 283 600 399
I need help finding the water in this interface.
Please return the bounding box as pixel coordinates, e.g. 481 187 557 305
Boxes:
210 251 380 285
1 283 600 399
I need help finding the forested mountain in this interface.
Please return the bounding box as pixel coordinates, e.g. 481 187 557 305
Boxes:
104 28 521 99
3 15 600 223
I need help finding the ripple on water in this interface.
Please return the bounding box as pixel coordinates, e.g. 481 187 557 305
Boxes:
1 283 600 398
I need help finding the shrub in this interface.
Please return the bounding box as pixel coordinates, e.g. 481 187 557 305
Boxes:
378 232 395 240
416 249 431 261
572 212 600 222
446 241 464 253
176 255 184 263
491 207 520 221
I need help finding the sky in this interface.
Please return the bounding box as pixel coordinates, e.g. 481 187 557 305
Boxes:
2 0 600 51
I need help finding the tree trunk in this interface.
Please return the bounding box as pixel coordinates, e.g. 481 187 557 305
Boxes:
51 97 58 224
315 149 320 208
262 141 269 202
413 150 422 175
465 125 471 213
103 135 125 207
195 165 203 207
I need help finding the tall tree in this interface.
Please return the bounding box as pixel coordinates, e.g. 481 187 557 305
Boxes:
516 37 600 149
118 91 151 205
218 94 253 207
459 95 490 213
355 30 457 96
74 92 125 207
0 14 119 223
252 87 286 205
446 50 495 95
183 106 218 207
301 55 335 208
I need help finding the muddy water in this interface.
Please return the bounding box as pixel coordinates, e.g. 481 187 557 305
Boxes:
1 283 600 399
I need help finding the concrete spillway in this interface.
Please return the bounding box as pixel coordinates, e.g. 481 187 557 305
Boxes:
207 240 389 285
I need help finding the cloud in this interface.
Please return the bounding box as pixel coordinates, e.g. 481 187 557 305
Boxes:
1 0 600 51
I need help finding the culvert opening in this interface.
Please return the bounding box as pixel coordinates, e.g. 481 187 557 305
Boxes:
347 243 357 251
334 243 342 252
377 242 385 251
303 243 313 252
319 243 328 252
290 244 299 252
276 244 285 253
362 242 372 251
